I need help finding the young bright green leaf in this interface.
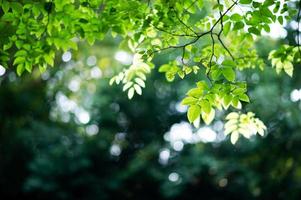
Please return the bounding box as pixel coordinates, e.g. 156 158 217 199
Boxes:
181 97 198 105
222 95 232 108
231 98 241 109
222 67 236 82
16 64 24 76
134 84 142 95
223 22 231 36
135 78 145 88
178 71 185 79
230 131 239 144
123 82 133 91
283 61 293 77
187 105 201 123
193 116 200 128
239 94 250 102
226 112 239 120
225 112 266 145
201 109 215 125
128 88 135 99
200 100 211 114
109 77 116 85
211 69 222 80
187 88 203 98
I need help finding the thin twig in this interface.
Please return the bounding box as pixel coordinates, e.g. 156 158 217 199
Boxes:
215 0 235 60
173 9 198 36
183 0 198 13
153 26 197 37
149 0 238 70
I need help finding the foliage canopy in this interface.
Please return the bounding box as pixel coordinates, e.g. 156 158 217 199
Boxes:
0 0 300 143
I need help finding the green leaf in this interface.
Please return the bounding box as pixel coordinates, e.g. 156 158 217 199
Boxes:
201 109 215 125
44 54 54 66
165 72 175 82
222 67 236 82
134 84 142 95
278 16 283 25
13 57 25 65
183 66 192 75
239 94 250 102
226 112 239 120
123 82 133 91
181 97 198 105
2 1 10 13
178 71 185 79
233 22 244 30
223 95 232 108
38 64 47 73
283 61 293 77
192 66 199 74
223 22 231 36
87 36 95 45
187 88 203 98
25 62 32 72
187 105 201 123
239 0 252 4
16 64 25 76
135 78 145 88
230 14 242 21
136 72 146 80
200 100 211 114
128 88 135 99
231 97 241 109
109 77 116 85
193 116 200 128
196 81 209 90
248 27 261 35
146 27 157 38
230 131 239 144
222 60 236 67
151 38 162 46
225 112 266 145
263 24 270 32
159 64 170 72
211 69 222 80
10 2 23 14
15 49 27 56
3 42 13 51
233 88 246 95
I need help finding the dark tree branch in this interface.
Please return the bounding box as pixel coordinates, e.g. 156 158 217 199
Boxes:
150 30 211 56
215 0 235 60
150 0 239 73
206 0 237 72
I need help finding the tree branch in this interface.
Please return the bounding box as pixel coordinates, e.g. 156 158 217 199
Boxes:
153 26 197 37
173 9 198 36
150 0 238 72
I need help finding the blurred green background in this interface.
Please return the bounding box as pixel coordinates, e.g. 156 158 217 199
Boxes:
1 22 301 200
